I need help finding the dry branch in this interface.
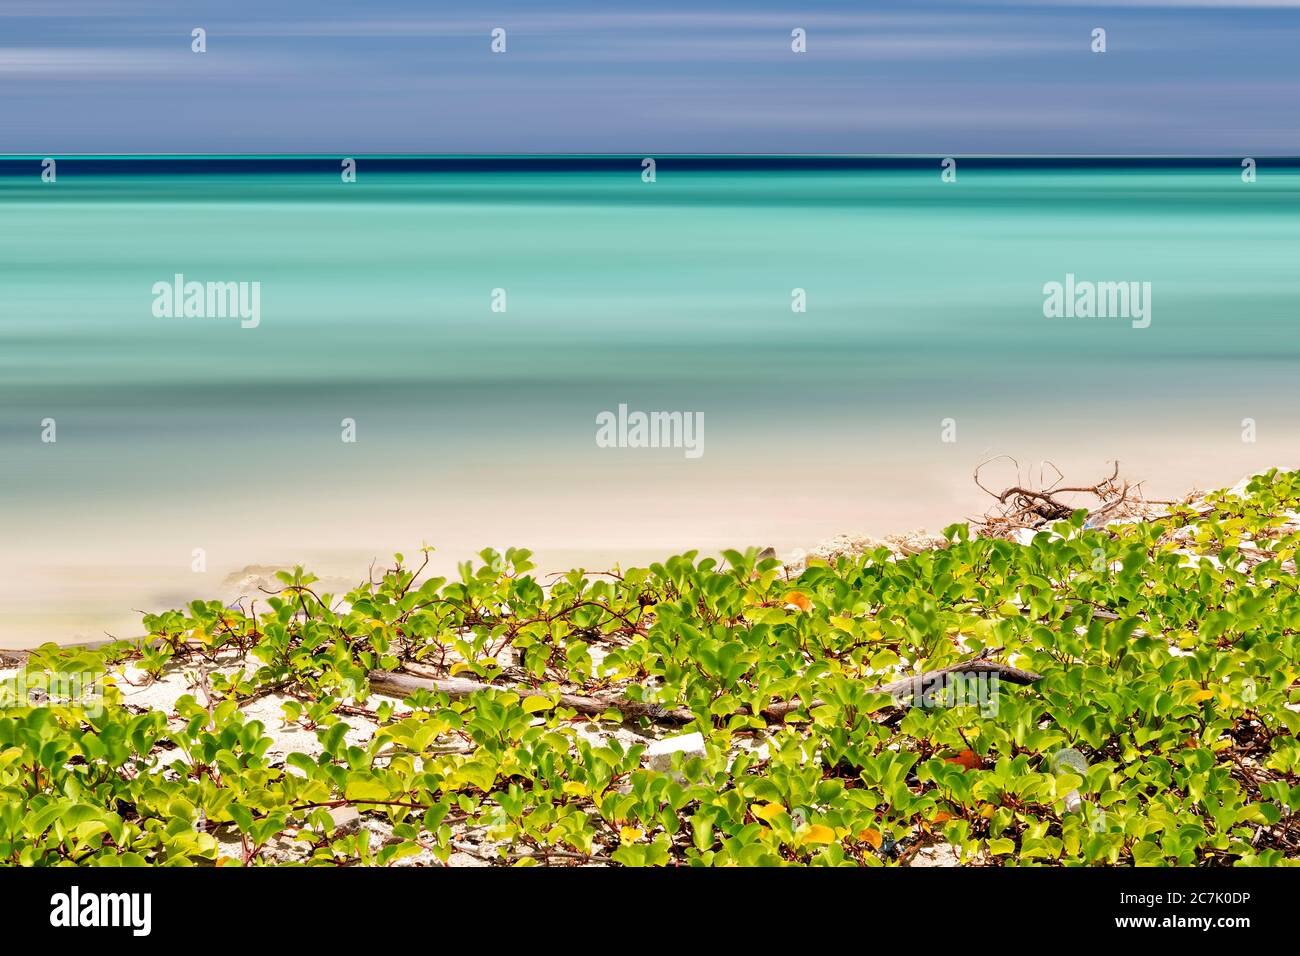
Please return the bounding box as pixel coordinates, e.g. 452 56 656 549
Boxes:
367 653 1043 725
367 670 695 722
973 457 1169 537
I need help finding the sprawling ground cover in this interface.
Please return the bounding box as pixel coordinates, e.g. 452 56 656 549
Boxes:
3 470 1298 866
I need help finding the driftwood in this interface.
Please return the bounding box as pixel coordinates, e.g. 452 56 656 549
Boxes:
973 457 1176 537
368 670 696 722
367 653 1043 725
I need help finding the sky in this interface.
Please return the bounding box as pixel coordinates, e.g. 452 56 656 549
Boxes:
1 0 1299 155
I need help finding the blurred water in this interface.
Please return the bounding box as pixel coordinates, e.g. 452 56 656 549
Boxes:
2 159 1298 644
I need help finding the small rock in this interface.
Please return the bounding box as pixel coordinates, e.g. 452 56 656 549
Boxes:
643 732 706 773
908 842 961 867
329 806 361 834
728 735 771 769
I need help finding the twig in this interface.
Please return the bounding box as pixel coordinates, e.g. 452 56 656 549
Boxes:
367 653 1043 725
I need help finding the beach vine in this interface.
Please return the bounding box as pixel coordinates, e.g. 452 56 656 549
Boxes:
2 470 1299 866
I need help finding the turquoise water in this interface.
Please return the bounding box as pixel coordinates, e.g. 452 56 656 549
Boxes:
2 160 1298 644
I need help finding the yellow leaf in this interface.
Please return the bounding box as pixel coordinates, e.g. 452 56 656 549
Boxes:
1188 689 1215 704
858 827 883 849
521 695 555 714
562 781 588 798
799 824 836 847
754 802 786 824
619 826 644 843
784 591 812 611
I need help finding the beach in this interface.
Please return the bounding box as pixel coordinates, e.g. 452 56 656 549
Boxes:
3 161 1299 646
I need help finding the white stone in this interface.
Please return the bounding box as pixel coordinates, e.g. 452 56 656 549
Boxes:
908 842 961 867
643 731 705 772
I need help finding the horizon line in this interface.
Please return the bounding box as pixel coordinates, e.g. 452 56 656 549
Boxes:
1 152 1297 159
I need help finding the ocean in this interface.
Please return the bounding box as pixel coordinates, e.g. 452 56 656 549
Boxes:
2 157 1297 646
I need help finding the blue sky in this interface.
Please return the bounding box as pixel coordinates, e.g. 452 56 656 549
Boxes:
2 0 1298 154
